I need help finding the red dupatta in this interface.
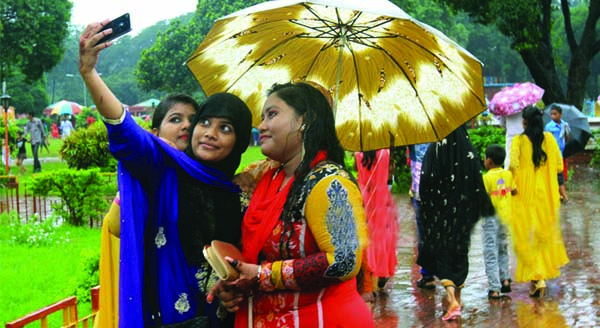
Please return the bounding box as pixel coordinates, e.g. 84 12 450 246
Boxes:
241 151 327 264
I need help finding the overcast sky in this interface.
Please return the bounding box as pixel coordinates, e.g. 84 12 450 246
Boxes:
70 0 197 35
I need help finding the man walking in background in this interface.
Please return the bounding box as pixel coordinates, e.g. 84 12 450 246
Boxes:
24 112 46 173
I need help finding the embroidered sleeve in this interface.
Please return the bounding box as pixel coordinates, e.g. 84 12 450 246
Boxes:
259 175 368 291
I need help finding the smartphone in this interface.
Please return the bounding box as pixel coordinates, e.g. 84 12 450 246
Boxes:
95 13 132 46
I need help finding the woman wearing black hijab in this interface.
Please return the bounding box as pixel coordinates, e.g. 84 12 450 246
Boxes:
417 126 495 321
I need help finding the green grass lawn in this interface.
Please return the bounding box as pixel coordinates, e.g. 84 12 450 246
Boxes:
0 221 101 326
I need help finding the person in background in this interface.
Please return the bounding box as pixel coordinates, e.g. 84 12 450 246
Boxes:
509 105 569 298
210 81 374 327
497 112 524 168
60 115 74 139
94 93 199 328
251 127 259 146
408 143 435 289
51 122 60 139
15 130 28 174
544 105 570 202
355 149 399 298
24 111 46 173
481 144 517 299
80 20 252 328
417 126 495 321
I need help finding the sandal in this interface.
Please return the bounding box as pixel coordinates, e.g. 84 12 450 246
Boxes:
501 279 512 293
442 304 461 321
529 280 546 298
488 290 501 299
416 277 436 289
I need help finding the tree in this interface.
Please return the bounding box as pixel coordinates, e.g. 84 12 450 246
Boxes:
136 0 263 96
0 0 72 84
437 0 600 109
136 18 204 95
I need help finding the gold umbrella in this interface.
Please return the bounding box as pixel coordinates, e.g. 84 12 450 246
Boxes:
186 0 485 151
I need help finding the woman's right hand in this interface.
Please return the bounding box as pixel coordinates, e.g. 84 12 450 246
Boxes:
78 20 112 76
207 280 245 312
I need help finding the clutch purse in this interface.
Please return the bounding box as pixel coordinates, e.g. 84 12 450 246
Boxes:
203 240 244 281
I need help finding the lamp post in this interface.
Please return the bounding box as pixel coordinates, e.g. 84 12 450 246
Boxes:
1 81 12 175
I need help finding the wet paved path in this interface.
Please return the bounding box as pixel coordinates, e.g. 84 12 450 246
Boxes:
372 164 600 327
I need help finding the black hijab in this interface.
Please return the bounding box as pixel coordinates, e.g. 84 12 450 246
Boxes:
185 92 252 178
179 92 252 265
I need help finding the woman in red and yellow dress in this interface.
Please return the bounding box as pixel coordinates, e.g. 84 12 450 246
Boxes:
210 81 374 327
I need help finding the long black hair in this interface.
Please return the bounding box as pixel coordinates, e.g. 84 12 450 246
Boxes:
267 81 346 238
521 105 547 168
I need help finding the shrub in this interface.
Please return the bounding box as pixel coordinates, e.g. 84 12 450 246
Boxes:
75 107 101 129
29 168 109 226
69 250 100 303
390 147 411 194
60 123 117 172
468 125 506 164
591 128 600 169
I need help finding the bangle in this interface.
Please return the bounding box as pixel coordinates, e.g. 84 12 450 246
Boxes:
256 264 262 281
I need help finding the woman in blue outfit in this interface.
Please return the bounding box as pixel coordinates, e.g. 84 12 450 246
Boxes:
79 21 252 327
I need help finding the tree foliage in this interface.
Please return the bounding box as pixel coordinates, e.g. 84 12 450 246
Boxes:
136 19 204 95
135 0 263 97
437 0 600 108
0 0 71 83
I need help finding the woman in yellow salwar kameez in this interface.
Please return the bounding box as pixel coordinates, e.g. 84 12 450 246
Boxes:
509 106 569 297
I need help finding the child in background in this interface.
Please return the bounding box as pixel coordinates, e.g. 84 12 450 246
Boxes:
544 105 570 202
482 144 517 299
15 131 27 174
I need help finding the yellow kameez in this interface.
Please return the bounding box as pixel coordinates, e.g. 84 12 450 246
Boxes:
509 133 569 282
93 198 120 328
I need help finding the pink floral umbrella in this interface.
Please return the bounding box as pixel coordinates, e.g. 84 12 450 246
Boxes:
488 82 544 116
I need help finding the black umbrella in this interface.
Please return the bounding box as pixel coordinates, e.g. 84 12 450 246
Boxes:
543 103 592 158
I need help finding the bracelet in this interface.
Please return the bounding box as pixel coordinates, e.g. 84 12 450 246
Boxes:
256 264 262 281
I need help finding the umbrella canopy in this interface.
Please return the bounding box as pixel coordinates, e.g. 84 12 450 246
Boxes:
543 103 592 158
47 100 83 116
488 82 544 117
186 0 486 151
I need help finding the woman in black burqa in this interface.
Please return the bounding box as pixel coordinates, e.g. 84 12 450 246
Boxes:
417 126 495 321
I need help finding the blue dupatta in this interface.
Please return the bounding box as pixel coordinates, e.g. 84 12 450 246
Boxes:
107 112 239 327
